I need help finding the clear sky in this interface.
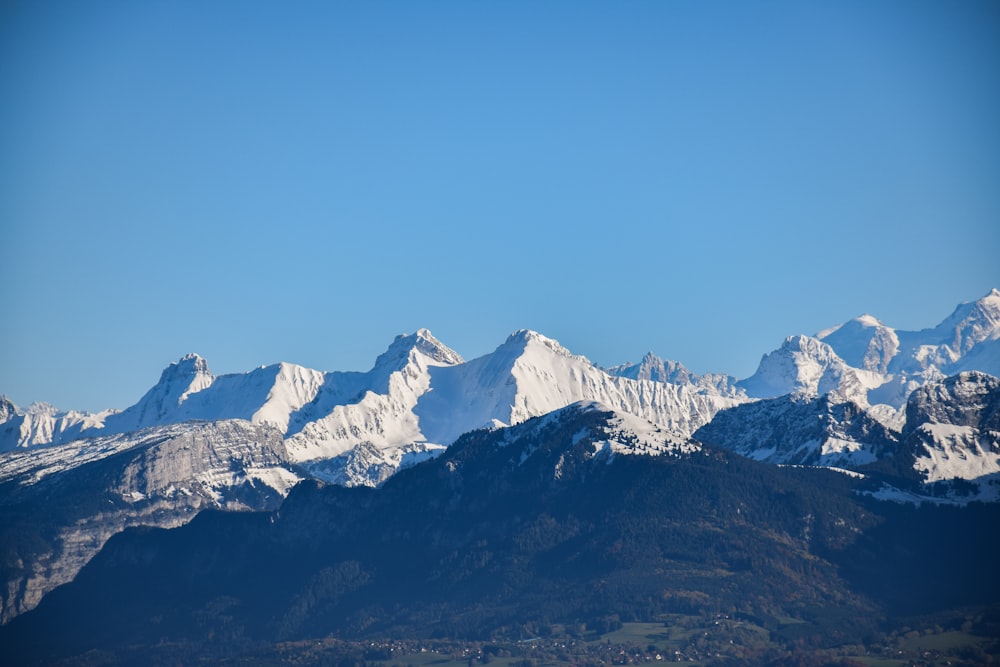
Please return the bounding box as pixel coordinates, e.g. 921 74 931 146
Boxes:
2 0 999 412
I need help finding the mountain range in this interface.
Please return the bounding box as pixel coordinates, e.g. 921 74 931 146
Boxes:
1 289 1000 656
3 402 999 664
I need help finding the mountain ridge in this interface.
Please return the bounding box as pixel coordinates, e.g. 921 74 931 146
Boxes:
2 290 1000 628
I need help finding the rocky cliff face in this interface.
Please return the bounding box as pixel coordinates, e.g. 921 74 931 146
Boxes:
694 393 900 468
903 372 1000 484
0 420 297 623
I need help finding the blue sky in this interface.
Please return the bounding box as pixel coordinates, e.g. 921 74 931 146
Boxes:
2 0 999 412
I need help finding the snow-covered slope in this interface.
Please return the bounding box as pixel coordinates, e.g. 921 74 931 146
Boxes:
282 329 465 462
413 330 740 447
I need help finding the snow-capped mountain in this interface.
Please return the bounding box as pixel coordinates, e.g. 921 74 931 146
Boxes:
894 288 1000 374
0 395 114 452
411 330 738 447
0 329 744 623
2 290 1000 629
101 353 332 436
736 335 885 403
697 370 1000 502
815 314 900 374
6 290 997 458
282 329 466 462
815 290 1000 377
1 329 739 479
736 289 1000 412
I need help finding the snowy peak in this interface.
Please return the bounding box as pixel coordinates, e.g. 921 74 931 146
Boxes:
501 329 577 360
155 353 214 399
283 330 464 462
174 352 210 374
816 315 899 374
606 352 692 384
106 354 215 432
604 352 742 397
802 288 1000 402
412 328 464 365
875 288 1000 376
931 288 1000 357
371 328 464 376
414 331 740 448
0 396 17 423
738 335 850 399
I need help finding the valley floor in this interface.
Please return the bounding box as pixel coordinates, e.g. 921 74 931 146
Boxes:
36 611 1000 667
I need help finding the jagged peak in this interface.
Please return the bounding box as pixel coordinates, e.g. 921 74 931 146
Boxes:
938 288 1000 322
780 334 836 355
142 354 214 397
412 328 464 365
372 329 464 372
501 329 575 358
934 369 1000 390
167 353 211 376
0 395 19 421
24 401 58 416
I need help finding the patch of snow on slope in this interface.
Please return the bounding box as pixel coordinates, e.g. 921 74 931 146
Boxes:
820 436 879 466
588 403 700 458
914 423 1000 482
